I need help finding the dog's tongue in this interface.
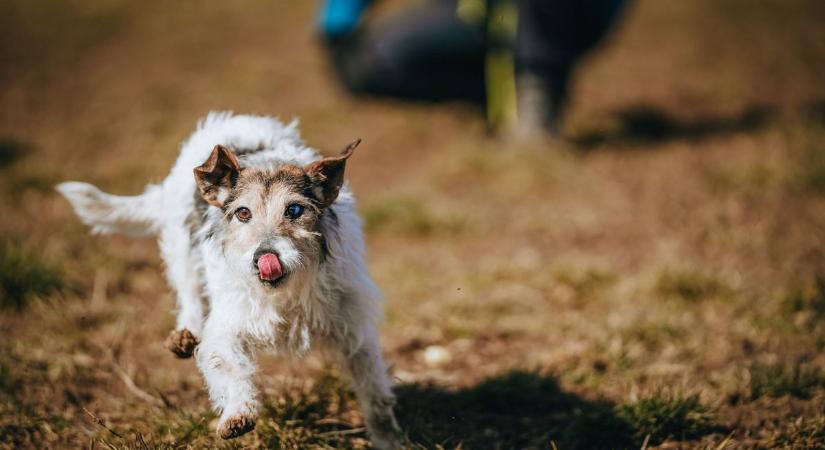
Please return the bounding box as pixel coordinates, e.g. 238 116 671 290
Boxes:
257 253 282 281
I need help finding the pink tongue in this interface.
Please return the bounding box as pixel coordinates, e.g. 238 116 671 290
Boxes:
257 253 282 281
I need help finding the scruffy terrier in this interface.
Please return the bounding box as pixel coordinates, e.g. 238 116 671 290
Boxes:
57 112 402 448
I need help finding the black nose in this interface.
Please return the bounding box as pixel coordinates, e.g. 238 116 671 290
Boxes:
253 248 277 264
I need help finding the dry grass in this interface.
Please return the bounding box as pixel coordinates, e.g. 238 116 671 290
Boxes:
0 240 67 310
2 0 825 448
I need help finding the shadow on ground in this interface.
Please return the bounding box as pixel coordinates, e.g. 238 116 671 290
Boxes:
396 371 637 450
571 105 774 148
570 100 825 149
0 138 26 168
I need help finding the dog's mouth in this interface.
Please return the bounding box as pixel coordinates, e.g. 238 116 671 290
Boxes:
254 252 287 287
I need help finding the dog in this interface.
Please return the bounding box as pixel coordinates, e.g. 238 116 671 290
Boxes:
57 112 402 448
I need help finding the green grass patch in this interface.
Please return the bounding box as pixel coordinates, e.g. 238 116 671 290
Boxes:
257 372 363 450
617 392 718 444
621 323 686 351
781 275 825 320
97 372 362 449
750 363 825 399
786 118 825 194
0 240 65 310
362 196 462 237
554 268 616 306
150 410 217 449
655 268 733 302
430 144 570 198
0 402 48 449
767 416 825 450
705 162 776 196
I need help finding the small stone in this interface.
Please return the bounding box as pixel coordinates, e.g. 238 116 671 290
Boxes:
423 345 451 367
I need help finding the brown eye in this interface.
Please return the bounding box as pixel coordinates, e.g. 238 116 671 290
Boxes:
235 207 252 222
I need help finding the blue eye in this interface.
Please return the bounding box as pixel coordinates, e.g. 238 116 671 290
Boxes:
285 203 304 219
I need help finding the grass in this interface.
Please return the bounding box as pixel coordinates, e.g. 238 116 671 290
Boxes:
4 167 59 197
256 373 363 450
554 268 616 306
0 1 127 84
706 114 825 197
767 416 825 450
396 371 636 449
150 410 215 448
621 322 687 351
704 161 777 197
781 275 825 320
0 402 50 449
0 350 91 448
0 240 65 310
617 392 718 444
750 363 825 399
787 118 825 194
362 196 462 237
655 268 733 302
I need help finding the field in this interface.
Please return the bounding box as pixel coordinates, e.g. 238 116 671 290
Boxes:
2 0 825 448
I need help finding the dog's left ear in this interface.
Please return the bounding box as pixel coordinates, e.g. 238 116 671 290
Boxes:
305 138 360 208
194 145 241 208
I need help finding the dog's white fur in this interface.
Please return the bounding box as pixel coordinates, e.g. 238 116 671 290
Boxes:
57 112 401 448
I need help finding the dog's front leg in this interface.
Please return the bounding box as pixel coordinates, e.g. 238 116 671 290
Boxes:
334 327 403 450
160 224 205 358
196 318 258 439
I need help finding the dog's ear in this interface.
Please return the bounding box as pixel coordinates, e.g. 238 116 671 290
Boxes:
304 138 359 208
194 145 241 208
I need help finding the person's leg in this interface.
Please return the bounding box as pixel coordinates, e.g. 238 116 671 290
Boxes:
514 0 627 132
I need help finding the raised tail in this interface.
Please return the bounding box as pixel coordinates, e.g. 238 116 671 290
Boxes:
56 182 163 236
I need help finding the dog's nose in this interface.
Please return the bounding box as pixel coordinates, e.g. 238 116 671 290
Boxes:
253 248 277 264
254 247 283 282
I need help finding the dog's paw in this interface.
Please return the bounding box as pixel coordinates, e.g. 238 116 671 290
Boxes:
217 413 256 439
367 413 404 450
165 328 200 358
370 430 404 450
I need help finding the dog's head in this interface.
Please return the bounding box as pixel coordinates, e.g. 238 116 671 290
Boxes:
194 140 359 289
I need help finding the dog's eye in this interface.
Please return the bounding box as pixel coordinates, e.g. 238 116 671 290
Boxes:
235 207 252 222
285 203 304 219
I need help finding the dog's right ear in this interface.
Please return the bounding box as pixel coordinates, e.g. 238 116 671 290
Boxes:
194 145 241 208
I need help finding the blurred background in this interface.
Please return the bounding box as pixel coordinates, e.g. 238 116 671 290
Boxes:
1 0 825 448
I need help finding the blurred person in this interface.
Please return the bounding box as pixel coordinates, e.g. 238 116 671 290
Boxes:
316 0 627 136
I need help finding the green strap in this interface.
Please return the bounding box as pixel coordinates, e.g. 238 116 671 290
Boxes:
458 0 518 132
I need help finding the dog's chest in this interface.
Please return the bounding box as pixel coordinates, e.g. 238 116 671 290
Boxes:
233 285 340 356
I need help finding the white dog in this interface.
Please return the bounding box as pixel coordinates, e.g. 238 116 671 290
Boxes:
57 112 402 448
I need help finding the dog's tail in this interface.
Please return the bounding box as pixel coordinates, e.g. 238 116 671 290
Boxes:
56 182 163 236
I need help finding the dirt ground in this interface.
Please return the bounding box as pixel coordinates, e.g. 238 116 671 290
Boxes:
2 1 825 449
